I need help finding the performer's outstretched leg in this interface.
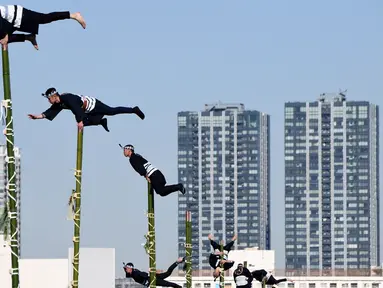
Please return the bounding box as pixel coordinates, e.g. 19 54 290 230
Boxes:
209 238 220 250
156 279 181 288
8 34 38 49
91 100 145 120
157 257 185 279
150 171 185 197
266 276 289 285
83 115 110 132
19 8 86 33
224 238 236 252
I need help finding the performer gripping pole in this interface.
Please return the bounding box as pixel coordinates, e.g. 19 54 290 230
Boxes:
123 258 185 288
233 264 294 288
1 41 20 288
147 182 156 288
71 129 84 288
120 144 186 197
208 234 236 280
0 5 86 49
28 88 145 132
185 211 192 288
233 263 253 288
251 269 293 287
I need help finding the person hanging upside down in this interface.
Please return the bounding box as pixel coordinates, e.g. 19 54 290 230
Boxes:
28 87 145 132
208 233 237 279
251 269 293 287
123 257 185 288
0 5 85 49
120 144 186 196
233 263 253 288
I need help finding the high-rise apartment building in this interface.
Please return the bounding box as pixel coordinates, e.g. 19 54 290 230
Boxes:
177 103 270 270
284 93 379 274
0 145 21 249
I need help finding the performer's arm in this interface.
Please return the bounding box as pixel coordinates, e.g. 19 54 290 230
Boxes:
244 268 253 283
28 104 63 121
42 104 63 121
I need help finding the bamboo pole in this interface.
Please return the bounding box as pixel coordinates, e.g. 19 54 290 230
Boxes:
71 129 84 288
2 46 20 288
220 241 224 288
147 182 156 288
185 211 192 288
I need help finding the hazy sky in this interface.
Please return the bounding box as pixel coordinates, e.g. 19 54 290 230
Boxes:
1 0 382 278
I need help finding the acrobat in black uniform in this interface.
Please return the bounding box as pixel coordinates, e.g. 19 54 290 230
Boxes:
234 263 293 287
251 269 291 286
28 88 145 132
208 234 237 279
120 144 186 197
123 258 184 288
0 5 85 49
233 263 253 288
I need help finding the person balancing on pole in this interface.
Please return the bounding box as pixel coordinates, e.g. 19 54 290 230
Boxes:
28 88 145 132
123 257 185 288
120 144 186 197
0 5 86 49
208 233 237 279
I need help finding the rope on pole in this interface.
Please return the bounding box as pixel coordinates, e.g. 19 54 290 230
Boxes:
71 129 84 288
2 46 20 288
147 182 157 288
185 211 192 288
220 241 224 288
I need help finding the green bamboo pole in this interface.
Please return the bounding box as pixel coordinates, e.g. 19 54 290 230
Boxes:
71 129 84 288
244 261 247 268
147 182 156 288
2 46 20 288
220 241 224 288
185 211 192 288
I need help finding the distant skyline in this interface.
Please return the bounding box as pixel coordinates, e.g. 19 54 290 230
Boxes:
177 103 270 270
0 0 382 278
285 95 379 273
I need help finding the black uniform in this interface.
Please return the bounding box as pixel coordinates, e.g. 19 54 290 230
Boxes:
208 253 234 270
129 152 185 197
125 261 181 288
0 5 71 39
210 239 235 254
208 239 235 270
41 92 144 131
251 270 287 286
233 266 253 288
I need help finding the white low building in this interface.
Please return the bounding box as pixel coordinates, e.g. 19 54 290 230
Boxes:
116 276 383 288
228 247 275 273
0 238 115 288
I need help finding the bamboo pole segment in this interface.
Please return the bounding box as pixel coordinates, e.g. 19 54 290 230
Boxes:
2 46 20 288
147 182 156 288
185 211 192 288
71 129 84 288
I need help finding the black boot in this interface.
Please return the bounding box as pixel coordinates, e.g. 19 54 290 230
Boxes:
133 106 145 120
25 34 38 50
179 184 186 195
100 118 110 132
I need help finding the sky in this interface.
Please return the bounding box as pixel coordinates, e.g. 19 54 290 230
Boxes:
1 0 383 278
